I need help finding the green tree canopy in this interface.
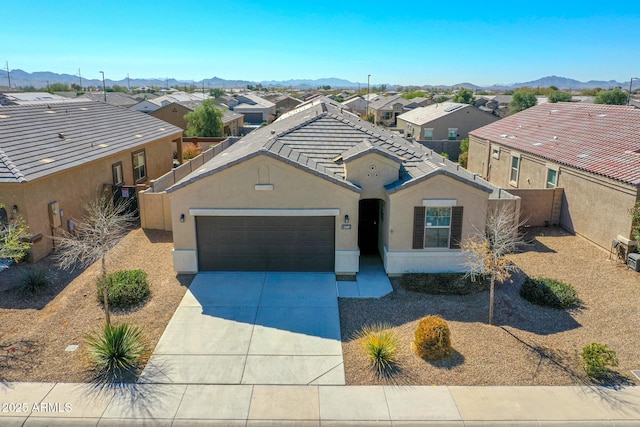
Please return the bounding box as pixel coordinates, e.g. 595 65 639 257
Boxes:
0 203 32 262
594 88 628 105
209 88 225 98
510 91 538 114
452 88 475 104
185 99 224 137
402 90 429 100
548 90 573 103
49 83 71 92
111 84 128 93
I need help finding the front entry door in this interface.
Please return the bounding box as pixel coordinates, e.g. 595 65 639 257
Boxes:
358 199 380 255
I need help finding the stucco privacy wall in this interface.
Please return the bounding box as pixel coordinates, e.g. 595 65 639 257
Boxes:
168 155 361 274
0 137 174 260
506 188 562 227
385 174 492 274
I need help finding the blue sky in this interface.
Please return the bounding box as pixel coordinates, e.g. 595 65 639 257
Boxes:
4 1 639 86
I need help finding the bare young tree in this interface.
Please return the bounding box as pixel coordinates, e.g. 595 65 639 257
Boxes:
55 196 136 325
462 204 526 325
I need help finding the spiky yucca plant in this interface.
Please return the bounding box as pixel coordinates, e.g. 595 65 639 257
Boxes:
85 322 147 381
356 323 399 374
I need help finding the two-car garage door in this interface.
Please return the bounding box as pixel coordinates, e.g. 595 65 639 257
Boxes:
196 216 335 271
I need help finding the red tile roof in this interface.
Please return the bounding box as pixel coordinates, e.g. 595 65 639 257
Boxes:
470 102 640 186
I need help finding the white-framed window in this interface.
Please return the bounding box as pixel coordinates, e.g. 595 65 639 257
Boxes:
132 149 147 183
424 207 451 248
546 168 558 189
492 147 500 159
510 155 520 185
448 128 458 140
423 128 433 140
112 161 123 187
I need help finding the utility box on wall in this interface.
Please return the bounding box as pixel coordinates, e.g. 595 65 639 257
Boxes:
628 253 640 272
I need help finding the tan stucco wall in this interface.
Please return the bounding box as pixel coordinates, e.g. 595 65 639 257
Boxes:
0 136 175 261
344 153 400 200
387 174 491 251
168 155 361 253
468 136 639 249
558 169 637 248
150 104 191 132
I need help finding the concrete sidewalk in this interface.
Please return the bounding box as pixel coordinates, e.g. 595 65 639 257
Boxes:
1 382 640 426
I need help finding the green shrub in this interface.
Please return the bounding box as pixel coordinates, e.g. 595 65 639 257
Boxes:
401 273 489 295
85 322 147 381
97 269 150 308
413 315 453 360
520 276 579 309
355 323 399 374
582 342 619 380
19 267 52 296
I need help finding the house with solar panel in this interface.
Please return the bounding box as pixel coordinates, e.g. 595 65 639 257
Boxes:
162 98 518 276
0 101 182 260
467 102 640 251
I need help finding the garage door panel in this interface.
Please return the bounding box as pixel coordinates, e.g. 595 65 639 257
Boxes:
196 216 335 271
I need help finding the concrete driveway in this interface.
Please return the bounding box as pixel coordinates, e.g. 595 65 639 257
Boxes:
140 272 345 385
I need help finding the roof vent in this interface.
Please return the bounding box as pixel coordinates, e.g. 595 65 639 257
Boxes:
271 130 276 135
58 132 65 139
577 153 588 159
500 134 508 139
552 136 558 140
597 114 607 118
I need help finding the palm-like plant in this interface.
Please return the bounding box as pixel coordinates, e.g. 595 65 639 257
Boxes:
85 322 147 381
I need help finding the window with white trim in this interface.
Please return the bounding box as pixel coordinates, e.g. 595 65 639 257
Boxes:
132 149 147 183
112 161 123 187
424 207 451 248
510 155 520 185
546 168 558 189
423 128 433 140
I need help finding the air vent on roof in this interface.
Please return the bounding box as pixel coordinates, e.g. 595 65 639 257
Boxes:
500 134 508 139
533 142 542 146
597 114 607 118
0 114 9 119
577 154 588 159
444 105 464 113
551 109 559 113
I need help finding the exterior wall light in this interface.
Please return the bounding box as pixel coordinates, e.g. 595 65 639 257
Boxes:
344 214 349 224
180 214 185 223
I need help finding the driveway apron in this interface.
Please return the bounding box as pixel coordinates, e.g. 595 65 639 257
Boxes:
140 272 345 385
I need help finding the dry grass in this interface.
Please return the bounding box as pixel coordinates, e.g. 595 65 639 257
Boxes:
0 228 192 382
340 227 640 386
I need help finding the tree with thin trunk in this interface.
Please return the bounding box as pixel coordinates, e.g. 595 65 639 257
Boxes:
462 205 526 325
54 196 136 325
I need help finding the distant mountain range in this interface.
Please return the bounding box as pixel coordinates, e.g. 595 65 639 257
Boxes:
0 69 636 91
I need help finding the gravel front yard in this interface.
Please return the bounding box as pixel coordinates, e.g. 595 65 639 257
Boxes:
340 227 640 386
0 228 193 382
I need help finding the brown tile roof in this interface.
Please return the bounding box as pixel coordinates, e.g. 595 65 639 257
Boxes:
470 102 640 186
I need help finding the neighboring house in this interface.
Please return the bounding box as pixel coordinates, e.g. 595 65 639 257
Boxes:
149 102 244 137
342 96 368 116
227 93 276 124
405 97 433 110
367 95 411 126
77 92 139 107
129 91 208 113
164 99 517 276
0 101 182 261
0 92 70 106
265 94 302 116
397 102 499 160
468 102 640 250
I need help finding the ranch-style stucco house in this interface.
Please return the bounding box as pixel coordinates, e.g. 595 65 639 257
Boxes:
166 99 518 276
